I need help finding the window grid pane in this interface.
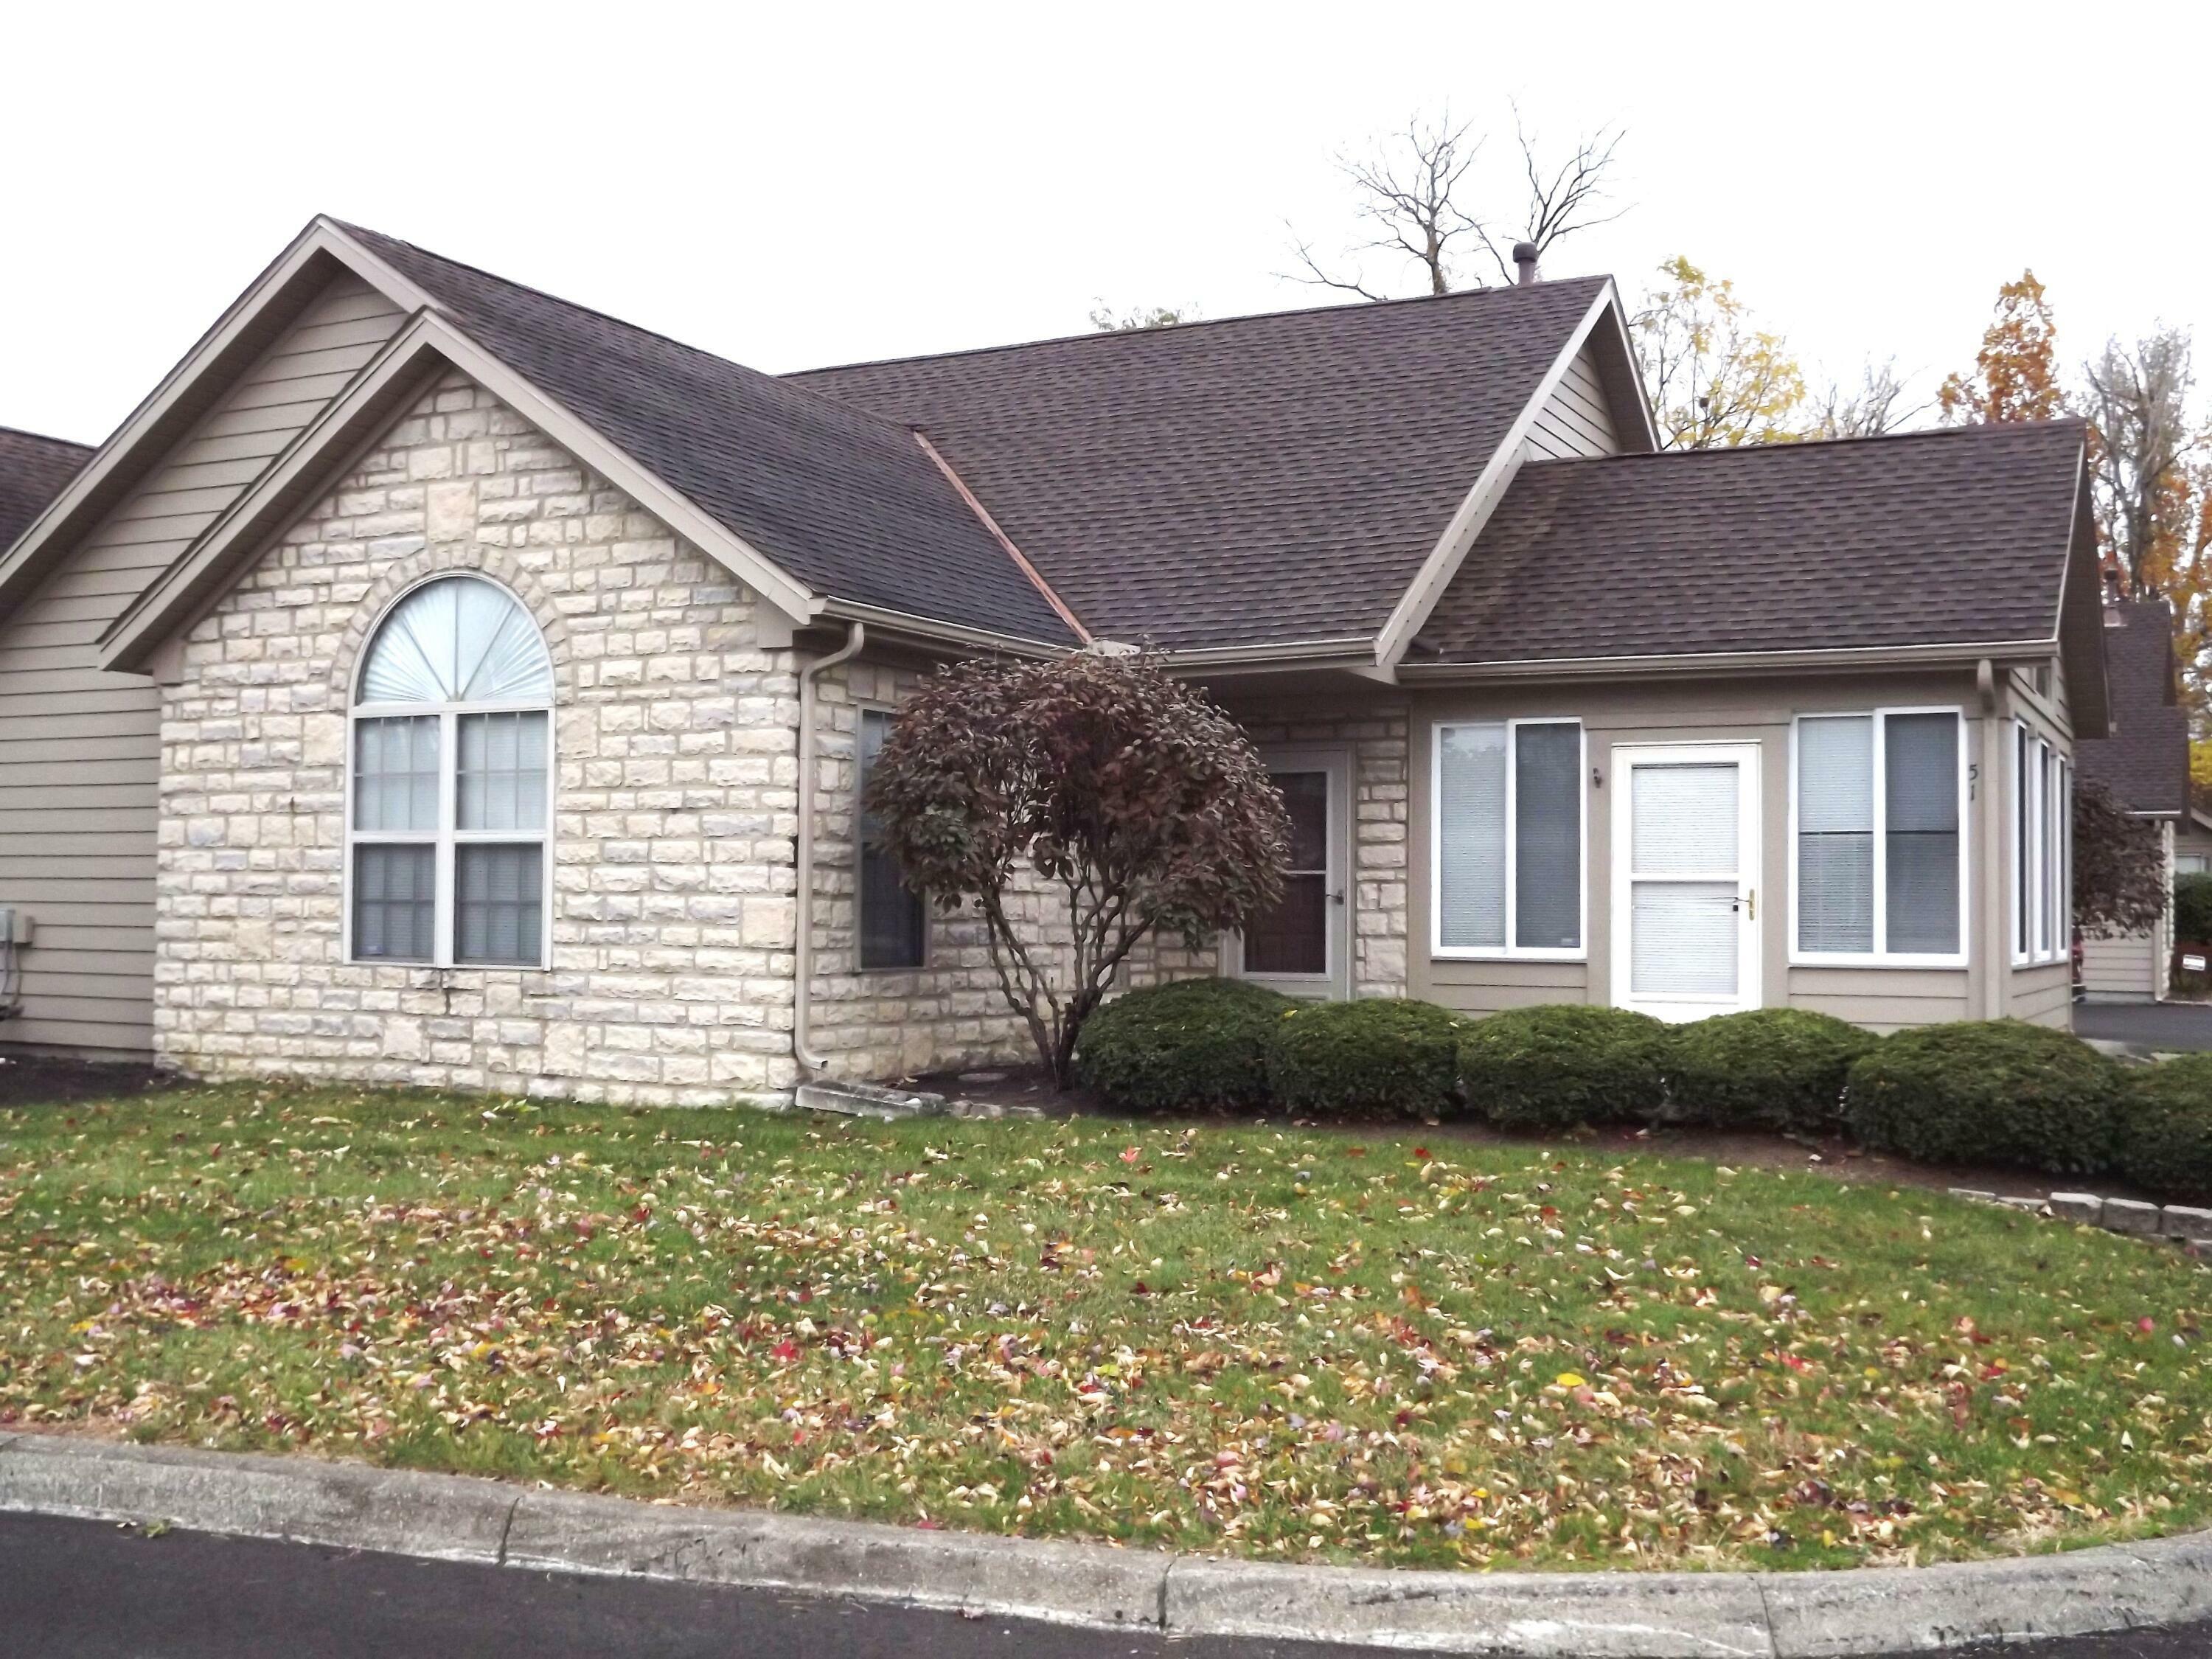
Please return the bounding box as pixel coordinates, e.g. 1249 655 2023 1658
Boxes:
353 844 435 961
1514 723 1581 950
1883 712 1960 956
455 844 543 965
1437 724 1507 949
353 715 440 832
858 711 925 970
458 711 548 832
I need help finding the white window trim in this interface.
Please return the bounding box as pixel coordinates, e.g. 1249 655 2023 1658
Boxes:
855 703 929 973
341 577 554 972
1429 717 1587 961
1788 706 1969 970
2011 723 2071 968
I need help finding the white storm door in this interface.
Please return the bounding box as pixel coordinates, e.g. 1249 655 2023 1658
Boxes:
1611 743 1761 1022
1236 750 1351 1001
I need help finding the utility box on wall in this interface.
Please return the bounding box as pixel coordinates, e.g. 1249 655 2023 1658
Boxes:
0 908 32 947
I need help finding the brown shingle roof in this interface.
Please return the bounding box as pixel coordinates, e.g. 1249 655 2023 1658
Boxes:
0 425 92 553
1413 422 2090 664
335 224 1081 646
787 279 1611 650
2077 598 2190 815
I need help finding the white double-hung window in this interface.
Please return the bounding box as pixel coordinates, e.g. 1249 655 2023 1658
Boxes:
1791 709 1966 965
2012 723 2072 964
1432 720 1585 957
348 575 554 968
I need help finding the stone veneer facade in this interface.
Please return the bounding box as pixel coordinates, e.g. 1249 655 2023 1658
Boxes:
153 371 1412 1105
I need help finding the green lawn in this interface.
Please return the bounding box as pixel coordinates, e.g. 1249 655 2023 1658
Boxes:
3 1082 2210 1572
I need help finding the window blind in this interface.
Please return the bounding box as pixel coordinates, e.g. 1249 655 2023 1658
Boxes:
1796 716 1874 953
1884 712 1960 955
455 844 543 965
1437 725 1508 949
1514 722 1581 950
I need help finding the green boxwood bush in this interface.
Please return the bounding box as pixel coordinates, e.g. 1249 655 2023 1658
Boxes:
2113 1054 2212 1203
1458 1004 1669 1133
1265 998 1464 1119
2175 872 2212 945
1665 1008 1877 1134
1844 1019 2117 1175
1074 978 1292 1111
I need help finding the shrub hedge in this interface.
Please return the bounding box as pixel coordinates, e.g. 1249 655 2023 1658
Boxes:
1458 1004 1669 1133
1845 1019 2118 1175
1665 1008 1877 1134
1074 978 1292 1111
1265 998 1464 1119
2176 873 2212 945
2113 1054 2212 1204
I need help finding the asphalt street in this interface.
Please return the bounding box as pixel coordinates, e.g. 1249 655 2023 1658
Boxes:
1 1512 2208 1658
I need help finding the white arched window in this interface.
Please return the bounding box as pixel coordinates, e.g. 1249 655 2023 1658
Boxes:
348 576 554 967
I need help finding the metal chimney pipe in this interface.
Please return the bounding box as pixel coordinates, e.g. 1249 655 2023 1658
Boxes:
1512 242 1539 285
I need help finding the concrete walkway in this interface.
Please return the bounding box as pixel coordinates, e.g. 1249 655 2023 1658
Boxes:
2074 1001 2212 1052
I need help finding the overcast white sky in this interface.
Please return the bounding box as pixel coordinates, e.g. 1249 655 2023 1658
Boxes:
4 1 2205 445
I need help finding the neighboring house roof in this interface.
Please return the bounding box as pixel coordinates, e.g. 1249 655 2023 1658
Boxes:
787 278 1617 651
1415 421 2093 664
0 425 92 550
2077 597 2191 816
333 225 1082 647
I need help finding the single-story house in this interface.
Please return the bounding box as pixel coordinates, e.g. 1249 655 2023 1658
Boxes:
2076 598 2191 1000
0 219 2110 1103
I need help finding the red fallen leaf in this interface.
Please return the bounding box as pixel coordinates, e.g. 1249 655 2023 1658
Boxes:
2139 1317 2157 1333
1413 1147 1431 1160
771 1339 801 1363
1120 1147 1141 1164
915 1520 942 1531
632 1206 652 1223
1781 1354 1812 1372
1132 1281 1151 1296
1346 1147 1368 1157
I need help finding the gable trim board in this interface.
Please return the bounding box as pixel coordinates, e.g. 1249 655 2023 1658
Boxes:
0 225 431 616
1374 282 1639 672
98 310 818 672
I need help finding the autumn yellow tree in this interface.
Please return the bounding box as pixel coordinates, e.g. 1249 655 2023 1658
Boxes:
1630 257 1806 449
1937 271 2065 425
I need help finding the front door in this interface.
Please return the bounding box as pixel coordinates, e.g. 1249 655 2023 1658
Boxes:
1611 742 1761 1022
1236 750 1350 1000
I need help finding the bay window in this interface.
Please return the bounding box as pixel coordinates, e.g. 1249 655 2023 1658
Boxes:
1792 709 1965 964
1432 719 1584 957
348 576 553 968
2013 723 2071 964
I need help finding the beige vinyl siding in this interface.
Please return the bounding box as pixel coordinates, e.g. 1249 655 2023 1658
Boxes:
1424 957 1590 1012
0 274 405 1057
1525 343 1620 460
2078 934 2155 1000
1787 966 1972 1031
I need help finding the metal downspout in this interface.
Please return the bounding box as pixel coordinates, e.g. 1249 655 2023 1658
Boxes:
1977 658 2007 1018
793 622 865 1076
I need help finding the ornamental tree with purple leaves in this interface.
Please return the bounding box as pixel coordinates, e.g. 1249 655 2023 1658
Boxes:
867 651 1290 1087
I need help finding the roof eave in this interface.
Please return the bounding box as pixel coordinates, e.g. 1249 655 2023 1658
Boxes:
1397 637 2063 683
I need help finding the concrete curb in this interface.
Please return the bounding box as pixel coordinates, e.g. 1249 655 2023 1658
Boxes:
4 1435 2210 1655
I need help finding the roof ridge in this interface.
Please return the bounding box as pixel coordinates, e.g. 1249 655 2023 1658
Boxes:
327 219 931 448
1515 417 2088 468
783 274 1613 381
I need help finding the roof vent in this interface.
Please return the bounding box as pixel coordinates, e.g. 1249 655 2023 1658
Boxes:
1512 243 1540 285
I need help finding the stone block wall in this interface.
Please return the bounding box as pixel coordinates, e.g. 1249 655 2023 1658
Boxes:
150 372 1415 1107
155 372 804 1105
